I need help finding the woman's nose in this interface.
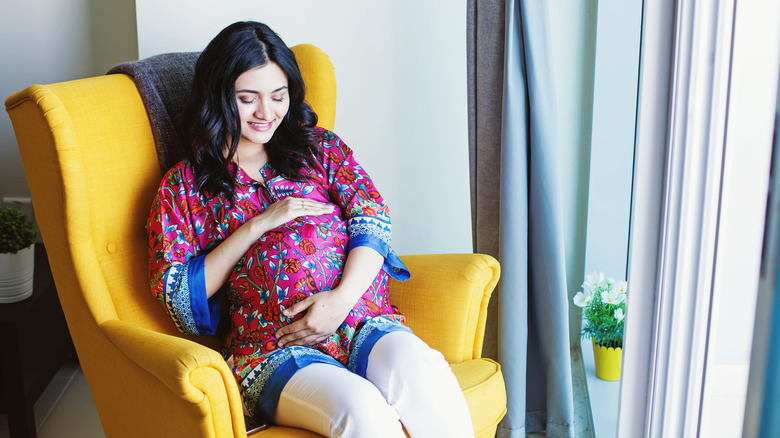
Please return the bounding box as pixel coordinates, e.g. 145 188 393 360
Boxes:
254 99 272 119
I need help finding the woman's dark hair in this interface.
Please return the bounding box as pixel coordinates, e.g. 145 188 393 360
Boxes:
181 21 321 199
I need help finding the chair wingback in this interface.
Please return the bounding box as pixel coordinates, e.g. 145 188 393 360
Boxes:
6 74 172 331
291 44 337 131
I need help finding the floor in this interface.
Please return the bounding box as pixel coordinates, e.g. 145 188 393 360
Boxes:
7 344 745 437
0 358 553 438
0 359 103 438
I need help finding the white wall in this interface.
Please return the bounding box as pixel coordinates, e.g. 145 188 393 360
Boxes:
1 0 94 200
575 3 641 436
0 0 137 201
136 0 472 256
581 2 641 436
584 0 643 283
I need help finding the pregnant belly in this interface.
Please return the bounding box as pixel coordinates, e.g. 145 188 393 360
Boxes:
228 215 349 331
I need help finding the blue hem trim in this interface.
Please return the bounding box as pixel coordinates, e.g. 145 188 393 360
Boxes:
188 255 220 335
254 358 297 422
252 350 344 422
348 318 412 377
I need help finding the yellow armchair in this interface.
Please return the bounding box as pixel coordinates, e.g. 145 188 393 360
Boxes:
5 44 506 437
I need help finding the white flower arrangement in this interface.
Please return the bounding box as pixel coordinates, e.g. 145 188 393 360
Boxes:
573 271 627 349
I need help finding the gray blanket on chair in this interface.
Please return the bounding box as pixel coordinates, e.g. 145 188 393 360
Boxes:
107 52 200 172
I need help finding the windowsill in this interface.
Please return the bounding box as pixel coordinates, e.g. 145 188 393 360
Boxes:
581 341 620 438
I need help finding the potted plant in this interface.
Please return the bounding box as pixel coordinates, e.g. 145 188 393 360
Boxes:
0 206 38 303
573 271 628 380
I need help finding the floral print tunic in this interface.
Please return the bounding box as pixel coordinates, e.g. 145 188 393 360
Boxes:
147 128 409 419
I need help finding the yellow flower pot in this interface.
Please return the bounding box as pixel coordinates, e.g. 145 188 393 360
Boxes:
592 340 622 381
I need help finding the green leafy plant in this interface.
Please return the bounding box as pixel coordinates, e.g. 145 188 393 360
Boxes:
0 206 37 254
573 272 627 349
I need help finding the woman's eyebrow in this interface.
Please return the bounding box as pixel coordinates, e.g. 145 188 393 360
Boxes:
236 85 288 94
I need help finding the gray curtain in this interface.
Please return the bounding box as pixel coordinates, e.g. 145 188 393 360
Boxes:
468 1 574 437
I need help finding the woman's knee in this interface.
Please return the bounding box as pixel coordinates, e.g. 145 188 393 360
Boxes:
364 332 475 437
368 330 449 374
274 363 403 438
335 382 402 437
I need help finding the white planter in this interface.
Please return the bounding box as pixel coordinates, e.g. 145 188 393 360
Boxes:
0 245 35 303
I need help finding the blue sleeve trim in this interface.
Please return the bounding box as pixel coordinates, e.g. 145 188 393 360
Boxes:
384 247 410 281
188 255 220 336
162 263 197 334
347 216 410 282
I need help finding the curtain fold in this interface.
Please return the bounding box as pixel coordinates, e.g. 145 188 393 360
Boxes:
468 1 574 436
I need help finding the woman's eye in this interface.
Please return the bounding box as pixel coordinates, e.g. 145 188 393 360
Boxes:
272 96 286 103
238 97 256 104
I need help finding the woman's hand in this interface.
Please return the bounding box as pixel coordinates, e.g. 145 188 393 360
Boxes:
275 288 357 347
204 197 333 298
249 196 334 235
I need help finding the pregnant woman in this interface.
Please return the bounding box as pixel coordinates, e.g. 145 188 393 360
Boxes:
147 20 473 438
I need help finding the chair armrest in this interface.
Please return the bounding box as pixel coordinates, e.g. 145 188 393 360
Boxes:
100 319 246 437
390 253 500 363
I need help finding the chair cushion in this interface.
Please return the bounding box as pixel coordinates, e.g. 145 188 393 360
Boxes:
452 358 507 438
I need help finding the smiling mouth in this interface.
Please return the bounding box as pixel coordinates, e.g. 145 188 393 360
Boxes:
249 121 273 132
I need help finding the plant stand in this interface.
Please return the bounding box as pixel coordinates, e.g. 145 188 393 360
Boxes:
0 244 75 437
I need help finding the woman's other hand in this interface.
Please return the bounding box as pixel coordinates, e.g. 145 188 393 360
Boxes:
274 246 384 348
275 288 356 347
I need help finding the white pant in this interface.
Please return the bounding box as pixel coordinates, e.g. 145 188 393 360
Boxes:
274 331 475 438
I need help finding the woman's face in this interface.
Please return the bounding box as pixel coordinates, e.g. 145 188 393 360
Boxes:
234 62 290 148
